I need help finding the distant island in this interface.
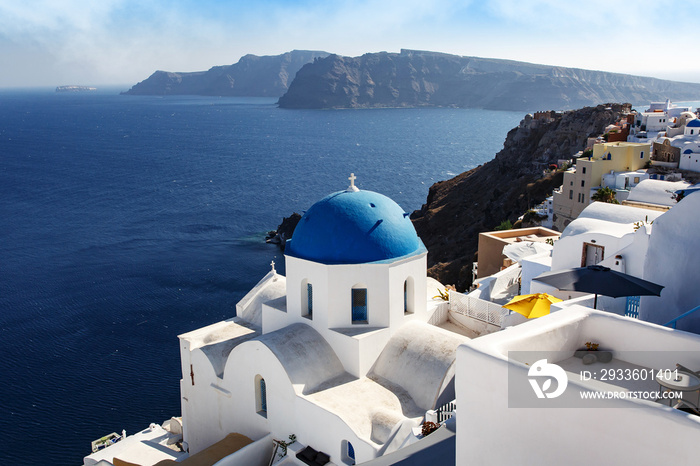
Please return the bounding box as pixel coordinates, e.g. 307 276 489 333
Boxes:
278 50 700 111
125 49 700 111
122 50 329 97
56 85 96 92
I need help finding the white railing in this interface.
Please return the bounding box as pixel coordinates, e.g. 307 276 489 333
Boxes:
449 291 510 327
436 400 456 423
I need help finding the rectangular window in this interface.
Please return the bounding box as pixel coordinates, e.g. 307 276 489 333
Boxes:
569 190 573 200
640 151 644 158
352 288 368 323
582 167 586 174
581 180 585 187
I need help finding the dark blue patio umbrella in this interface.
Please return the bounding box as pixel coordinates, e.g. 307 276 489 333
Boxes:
533 265 664 309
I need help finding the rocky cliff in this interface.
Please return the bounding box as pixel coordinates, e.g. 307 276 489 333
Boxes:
411 103 630 290
278 50 700 111
123 50 329 97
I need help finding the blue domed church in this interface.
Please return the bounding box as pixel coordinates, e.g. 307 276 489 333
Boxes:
174 175 468 465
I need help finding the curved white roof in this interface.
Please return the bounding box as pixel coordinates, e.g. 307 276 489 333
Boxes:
578 202 664 223
562 217 636 239
257 323 346 394
183 318 261 378
304 376 423 445
370 321 469 410
562 202 664 239
627 179 689 207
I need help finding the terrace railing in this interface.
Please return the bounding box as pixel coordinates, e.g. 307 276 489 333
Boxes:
449 291 510 327
436 401 456 423
664 304 700 329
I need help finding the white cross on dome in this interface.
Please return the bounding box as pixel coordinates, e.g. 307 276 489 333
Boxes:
347 173 359 192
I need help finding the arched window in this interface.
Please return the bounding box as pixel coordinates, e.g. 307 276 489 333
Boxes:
404 277 414 314
404 281 407 312
307 283 313 317
301 280 312 319
351 286 367 323
341 440 356 465
255 375 267 417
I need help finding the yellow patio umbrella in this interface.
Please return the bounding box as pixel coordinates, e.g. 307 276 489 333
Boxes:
503 293 562 319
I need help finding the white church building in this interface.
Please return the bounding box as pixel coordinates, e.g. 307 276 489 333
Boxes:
176 176 466 464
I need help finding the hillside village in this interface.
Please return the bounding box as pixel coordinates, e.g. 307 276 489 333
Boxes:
84 101 700 466
470 99 700 327
529 100 700 232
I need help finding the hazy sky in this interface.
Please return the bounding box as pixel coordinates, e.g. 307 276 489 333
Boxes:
2 0 700 88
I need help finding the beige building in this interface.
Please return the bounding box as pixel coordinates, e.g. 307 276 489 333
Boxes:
552 142 650 231
476 226 560 280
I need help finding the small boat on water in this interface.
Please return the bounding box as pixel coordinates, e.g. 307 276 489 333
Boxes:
56 85 97 92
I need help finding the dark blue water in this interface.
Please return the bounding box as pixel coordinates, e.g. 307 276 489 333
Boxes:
0 89 522 465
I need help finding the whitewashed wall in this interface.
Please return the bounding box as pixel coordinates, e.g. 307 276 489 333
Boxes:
456 307 700 465
641 193 700 329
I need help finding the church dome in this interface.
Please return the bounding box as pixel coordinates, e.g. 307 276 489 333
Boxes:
286 189 424 264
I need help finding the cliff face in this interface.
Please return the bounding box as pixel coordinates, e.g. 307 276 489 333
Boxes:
123 50 329 97
411 103 630 290
278 50 700 111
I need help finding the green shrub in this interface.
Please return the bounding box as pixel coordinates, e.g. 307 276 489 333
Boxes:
494 219 513 231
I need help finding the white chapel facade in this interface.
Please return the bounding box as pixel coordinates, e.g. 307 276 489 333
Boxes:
176 175 466 464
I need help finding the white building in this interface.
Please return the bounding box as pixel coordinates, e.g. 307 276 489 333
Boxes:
600 169 649 202
628 100 694 142
173 177 467 465
640 191 700 328
684 118 700 137
647 99 692 118
528 192 700 331
678 120 700 172
548 202 663 272
680 149 700 171
456 306 700 465
640 112 669 132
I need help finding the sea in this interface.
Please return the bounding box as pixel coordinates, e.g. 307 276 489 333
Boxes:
0 88 524 465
